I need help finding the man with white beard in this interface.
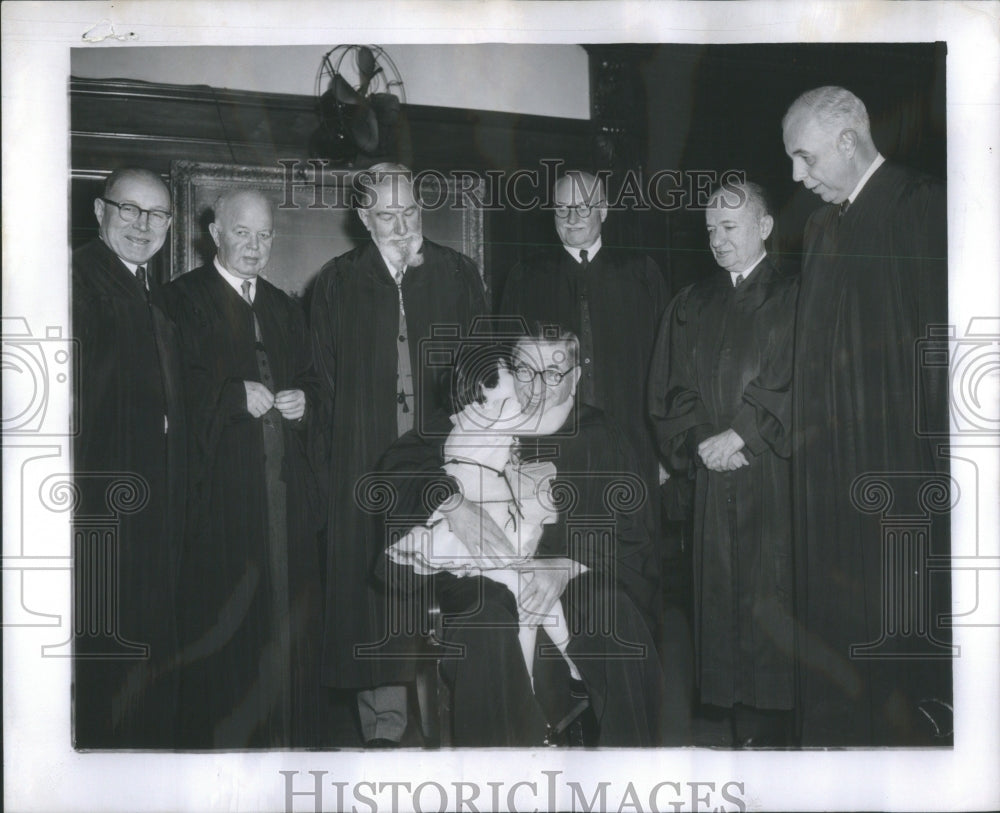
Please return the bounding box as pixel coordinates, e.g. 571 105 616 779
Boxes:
310 163 486 746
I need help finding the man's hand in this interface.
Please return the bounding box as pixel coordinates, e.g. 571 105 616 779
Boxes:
720 450 750 471
698 428 746 472
274 388 306 421
438 497 517 565
517 558 580 621
244 380 275 417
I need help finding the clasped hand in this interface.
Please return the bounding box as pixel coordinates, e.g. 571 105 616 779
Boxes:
243 381 306 420
437 497 517 566
697 428 748 472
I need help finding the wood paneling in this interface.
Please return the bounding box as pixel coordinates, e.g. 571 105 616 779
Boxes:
70 77 593 295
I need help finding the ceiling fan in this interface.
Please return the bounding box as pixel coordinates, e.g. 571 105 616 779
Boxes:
313 45 406 165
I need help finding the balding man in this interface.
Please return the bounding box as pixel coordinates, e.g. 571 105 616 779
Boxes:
164 189 327 747
782 86 951 745
649 181 798 746
72 167 187 747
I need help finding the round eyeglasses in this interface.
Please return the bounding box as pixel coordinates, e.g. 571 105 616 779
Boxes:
553 202 603 219
512 363 575 386
102 198 173 229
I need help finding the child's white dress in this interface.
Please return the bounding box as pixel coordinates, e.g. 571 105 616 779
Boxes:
385 371 580 686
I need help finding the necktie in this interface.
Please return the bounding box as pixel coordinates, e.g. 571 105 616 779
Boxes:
575 249 595 406
241 280 264 342
395 271 414 436
136 265 149 299
735 273 744 287
839 199 851 219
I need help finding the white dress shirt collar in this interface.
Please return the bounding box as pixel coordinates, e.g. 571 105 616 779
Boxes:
730 252 767 287
847 153 886 205
562 235 602 264
214 256 256 301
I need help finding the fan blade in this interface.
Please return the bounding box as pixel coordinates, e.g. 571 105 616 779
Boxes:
370 92 401 124
331 73 364 105
357 46 377 81
350 106 380 154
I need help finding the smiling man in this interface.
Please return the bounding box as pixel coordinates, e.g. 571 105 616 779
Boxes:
163 188 329 746
649 181 798 747
782 86 951 746
373 327 672 746
72 167 188 747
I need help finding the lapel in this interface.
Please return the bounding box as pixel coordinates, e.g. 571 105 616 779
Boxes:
94 239 149 304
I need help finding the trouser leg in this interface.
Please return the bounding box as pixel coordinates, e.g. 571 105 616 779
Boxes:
356 685 408 743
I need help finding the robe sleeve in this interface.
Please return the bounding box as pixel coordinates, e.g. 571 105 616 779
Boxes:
647 285 713 471
370 416 458 591
161 282 247 467
906 178 949 451
730 276 799 458
536 416 659 623
307 262 340 498
282 294 317 434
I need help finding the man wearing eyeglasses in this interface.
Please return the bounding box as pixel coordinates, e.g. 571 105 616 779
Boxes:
374 327 672 746
72 167 187 747
499 170 670 597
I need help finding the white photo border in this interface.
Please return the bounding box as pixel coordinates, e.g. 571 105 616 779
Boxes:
3 2 998 812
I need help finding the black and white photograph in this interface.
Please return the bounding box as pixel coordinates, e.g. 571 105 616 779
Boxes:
3 1 998 811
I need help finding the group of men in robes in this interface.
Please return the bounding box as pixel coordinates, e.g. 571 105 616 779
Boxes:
648 85 950 747
71 82 950 749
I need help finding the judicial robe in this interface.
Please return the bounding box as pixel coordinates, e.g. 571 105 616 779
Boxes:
499 247 669 552
374 406 671 746
309 239 486 688
792 161 951 745
71 237 187 748
648 257 798 710
163 263 326 747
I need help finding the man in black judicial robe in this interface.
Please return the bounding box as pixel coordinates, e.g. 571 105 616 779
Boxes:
310 164 486 746
374 331 671 747
649 182 798 746
782 86 951 745
72 167 187 748
163 189 327 747
499 171 669 558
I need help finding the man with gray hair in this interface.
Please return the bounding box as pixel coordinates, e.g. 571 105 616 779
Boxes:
649 180 798 746
164 188 328 746
783 86 951 745
310 163 486 746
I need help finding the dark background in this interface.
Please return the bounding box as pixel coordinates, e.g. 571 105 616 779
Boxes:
70 42 946 302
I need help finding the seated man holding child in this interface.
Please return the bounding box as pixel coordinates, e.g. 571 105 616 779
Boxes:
374 325 671 747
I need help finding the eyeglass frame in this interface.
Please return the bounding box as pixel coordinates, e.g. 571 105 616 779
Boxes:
553 201 604 219
101 198 173 228
512 362 577 387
